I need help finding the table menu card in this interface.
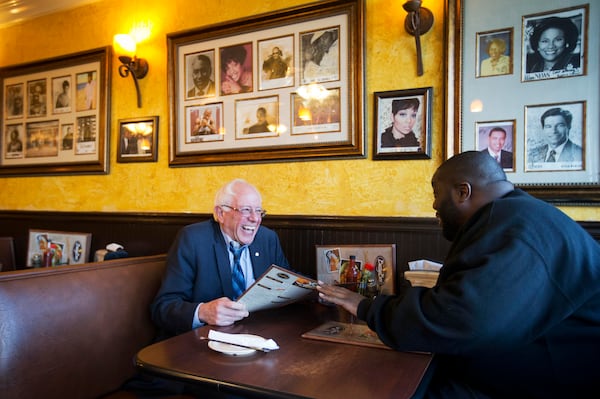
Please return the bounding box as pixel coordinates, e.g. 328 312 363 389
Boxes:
302 320 391 349
237 265 317 312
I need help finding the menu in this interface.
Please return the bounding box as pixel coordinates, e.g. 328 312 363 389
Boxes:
302 320 391 350
236 264 318 312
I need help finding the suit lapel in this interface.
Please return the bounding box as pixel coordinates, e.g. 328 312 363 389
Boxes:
248 242 261 278
212 223 235 299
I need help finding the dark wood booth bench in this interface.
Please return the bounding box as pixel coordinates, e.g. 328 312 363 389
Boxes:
0 254 173 399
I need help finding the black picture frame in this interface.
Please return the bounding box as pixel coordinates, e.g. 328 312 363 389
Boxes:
117 116 159 163
372 87 432 160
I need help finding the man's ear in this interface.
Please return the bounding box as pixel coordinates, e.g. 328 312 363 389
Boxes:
214 205 225 222
454 182 472 203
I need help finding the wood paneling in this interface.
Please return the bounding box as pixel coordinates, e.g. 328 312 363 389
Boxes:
1 211 598 285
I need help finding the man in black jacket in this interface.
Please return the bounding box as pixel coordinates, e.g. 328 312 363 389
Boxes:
318 151 600 398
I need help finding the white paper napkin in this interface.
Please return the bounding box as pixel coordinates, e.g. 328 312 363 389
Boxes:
408 259 443 271
208 330 280 351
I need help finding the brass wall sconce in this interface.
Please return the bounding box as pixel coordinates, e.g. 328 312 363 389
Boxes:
403 0 434 76
113 34 149 108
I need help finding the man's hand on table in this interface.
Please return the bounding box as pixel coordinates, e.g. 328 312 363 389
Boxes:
317 281 364 316
199 297 249 326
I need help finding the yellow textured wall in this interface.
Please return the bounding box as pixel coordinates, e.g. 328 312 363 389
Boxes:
0 0 598 221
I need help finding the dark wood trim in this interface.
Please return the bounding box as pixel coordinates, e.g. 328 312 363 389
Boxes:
1 211 597 285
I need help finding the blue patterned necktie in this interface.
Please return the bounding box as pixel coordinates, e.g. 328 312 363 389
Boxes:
547 150 556 162
229 242 247 300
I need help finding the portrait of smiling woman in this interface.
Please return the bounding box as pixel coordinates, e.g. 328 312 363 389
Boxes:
523 7 586 81
380 98 422 149
478 32 512 77
373 87 432 159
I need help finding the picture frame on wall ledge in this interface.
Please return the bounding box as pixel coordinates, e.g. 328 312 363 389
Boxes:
446 0 599 204
166 0 365 166
117 116 159 163
26 229 91 267
372 87 432 160
315 244 396 295
0 47 111 176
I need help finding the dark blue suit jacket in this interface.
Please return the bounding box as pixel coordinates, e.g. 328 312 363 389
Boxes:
151 219 289 337
481 149 513 169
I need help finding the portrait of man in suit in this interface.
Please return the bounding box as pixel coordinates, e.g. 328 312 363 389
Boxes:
527 106 583 170
186 53 216 98
480 126 514 170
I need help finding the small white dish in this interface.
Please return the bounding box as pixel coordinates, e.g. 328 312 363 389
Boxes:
207 334 261 356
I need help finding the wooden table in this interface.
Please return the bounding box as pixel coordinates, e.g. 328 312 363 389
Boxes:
135 301 432 399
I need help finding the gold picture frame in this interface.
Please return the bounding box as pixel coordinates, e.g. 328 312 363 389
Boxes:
446 0 599 204
0 47 111 176
167 0 364 166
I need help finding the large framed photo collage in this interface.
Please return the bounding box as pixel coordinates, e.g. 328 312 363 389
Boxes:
167 0 364 166
447 0 599 204
0 47 111 176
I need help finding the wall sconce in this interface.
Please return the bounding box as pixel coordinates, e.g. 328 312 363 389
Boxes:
113 34 149 108
402 0 434 76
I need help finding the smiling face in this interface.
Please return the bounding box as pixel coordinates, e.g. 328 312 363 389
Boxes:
225 60 243 83
543 115 569 148
537 27 567 63
192 57 212 89
488 129 506 153
391 106 418 136
216 182 262 245
488 42 501 61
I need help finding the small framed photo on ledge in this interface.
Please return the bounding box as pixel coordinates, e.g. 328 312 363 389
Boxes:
26 229 91 267
117 116 159 163
373 87 432 160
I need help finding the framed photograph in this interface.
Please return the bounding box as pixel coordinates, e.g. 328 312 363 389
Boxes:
524 101 584 172
522 6 587 82
258 35 294 90
26 229 91 267
476 120 516 171
220 43 254 95
52 75 72 114
4 123 24 159
315 244 396 295
60 123 74 151
291 87 341 135
476 28 513 77
186 103 223 142
235 96 279 139
167 0 364 166
27 79 47 117
372 87 432 160
117 116 159 163
446 0 599 203
185 50 217 99
0 47 111 176
300 27 341 85
5 83 24 119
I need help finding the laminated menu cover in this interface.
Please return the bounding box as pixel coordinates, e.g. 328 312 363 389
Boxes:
302 320 391 350
302 320 430 354
236 264 317 312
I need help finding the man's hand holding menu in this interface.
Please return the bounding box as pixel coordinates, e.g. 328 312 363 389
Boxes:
236 265 317 312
